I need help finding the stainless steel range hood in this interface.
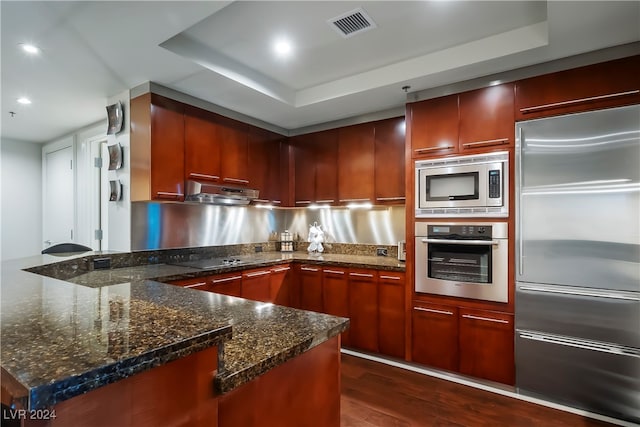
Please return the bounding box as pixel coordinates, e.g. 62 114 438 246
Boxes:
185 180 258 205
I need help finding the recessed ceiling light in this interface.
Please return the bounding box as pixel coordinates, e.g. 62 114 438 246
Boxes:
17 97 32 105
273 39 293 58
19 43 41 55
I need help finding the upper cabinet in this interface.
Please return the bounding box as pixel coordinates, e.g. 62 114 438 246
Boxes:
292 129 338 206
131 93 185 201
248 127 284 204
338 122 375 204
408 83 515 158
515 55 640 120
374 117 406 204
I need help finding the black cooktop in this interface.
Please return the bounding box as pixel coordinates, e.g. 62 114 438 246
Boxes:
168 258 246 270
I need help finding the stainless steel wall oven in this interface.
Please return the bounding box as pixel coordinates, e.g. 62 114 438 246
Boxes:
415 222 508 303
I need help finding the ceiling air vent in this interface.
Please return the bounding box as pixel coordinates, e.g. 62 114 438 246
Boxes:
328 8 377 38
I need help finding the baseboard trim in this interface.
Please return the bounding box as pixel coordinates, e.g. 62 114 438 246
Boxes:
340 348 637 427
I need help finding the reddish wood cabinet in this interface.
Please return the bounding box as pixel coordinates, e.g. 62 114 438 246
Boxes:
297 264 324 312
515 55 640 120
242 268 271 302
458 308 514 385
248 127 283 203
348 269 379 353
377 272 406 359
338 122 375 204
411 302 459 371
322 267 350 345
270 265 292 306
210 272 242 297
459 83 514 153
217 115 250 186
374 117 406 204
314 129 339 204
184 105 222 183
408 94 458 158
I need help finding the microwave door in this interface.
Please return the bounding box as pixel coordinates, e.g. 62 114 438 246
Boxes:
421 163 484 209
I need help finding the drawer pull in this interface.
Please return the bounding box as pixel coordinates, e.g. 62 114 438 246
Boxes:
461 138 509 148
301 267 319 272
349 272 374 278
414 145 454 153
339 198 371 203
212 276 242 284
295 200 312 205
462 314 509 324
324 269 345 275
376 197 406 201
223 177 249 184
520 90 640 113
272 267 291 273
189 173 219 181
244 271 270 278
379 275 401 280
316 199 335 203
184 282 207 288
414 307 453 315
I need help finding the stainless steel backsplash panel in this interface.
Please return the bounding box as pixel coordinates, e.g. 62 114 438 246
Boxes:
131 202 405 251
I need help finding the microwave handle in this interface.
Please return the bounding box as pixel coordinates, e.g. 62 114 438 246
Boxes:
421 238 499 246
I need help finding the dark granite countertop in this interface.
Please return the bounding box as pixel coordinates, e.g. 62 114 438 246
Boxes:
1 252 358 410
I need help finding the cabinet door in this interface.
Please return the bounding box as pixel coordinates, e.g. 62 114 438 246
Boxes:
248 127 283 203
322 267 350 346
184 105 221 183
374 117 406 204
210 272 242 297
169 276 210 289
314 129 339 204
292 134 316 206
378 272 405 359
242 268 271 302
408 94 458 158
411 302 458 371
150 94 185 200
298 265 323 312
515 55 640 120
458 308 514 385
459 83 514 153
270 265 292 306
348 269 378 352
338 123 375 204
216 115 250 186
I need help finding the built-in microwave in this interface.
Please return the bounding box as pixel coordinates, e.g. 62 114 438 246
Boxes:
415 151 508 217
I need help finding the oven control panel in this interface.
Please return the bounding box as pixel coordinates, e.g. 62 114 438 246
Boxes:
427 224 492 238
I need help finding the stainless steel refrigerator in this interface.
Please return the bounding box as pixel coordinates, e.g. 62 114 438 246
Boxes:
515 104 640 423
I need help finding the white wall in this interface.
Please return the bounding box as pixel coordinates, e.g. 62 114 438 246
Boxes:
1 138 43 260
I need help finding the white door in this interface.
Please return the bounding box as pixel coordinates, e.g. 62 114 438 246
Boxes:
43 146 74 249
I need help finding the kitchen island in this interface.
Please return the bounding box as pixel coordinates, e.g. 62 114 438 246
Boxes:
1 253 349 427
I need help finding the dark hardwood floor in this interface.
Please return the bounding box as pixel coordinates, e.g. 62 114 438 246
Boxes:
340 354 615 427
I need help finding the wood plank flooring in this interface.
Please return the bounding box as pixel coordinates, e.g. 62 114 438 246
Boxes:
340 354 616 427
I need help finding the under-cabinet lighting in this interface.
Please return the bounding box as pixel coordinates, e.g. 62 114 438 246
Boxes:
347 202 373 209
308 204 331 210
255 203 274 210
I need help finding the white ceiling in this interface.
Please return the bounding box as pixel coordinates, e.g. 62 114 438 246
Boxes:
1 1 639 143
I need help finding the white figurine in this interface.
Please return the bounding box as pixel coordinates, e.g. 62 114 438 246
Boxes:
308 222 325 254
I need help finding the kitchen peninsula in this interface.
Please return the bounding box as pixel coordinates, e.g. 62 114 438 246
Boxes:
0 251 355 427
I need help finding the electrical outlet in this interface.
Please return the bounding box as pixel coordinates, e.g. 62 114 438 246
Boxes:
376 247 388 257
93 257 111 270
255 245 263 253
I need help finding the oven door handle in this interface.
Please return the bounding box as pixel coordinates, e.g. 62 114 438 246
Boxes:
421 238 500 246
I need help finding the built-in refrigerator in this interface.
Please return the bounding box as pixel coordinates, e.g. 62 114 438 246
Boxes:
515 104 640 423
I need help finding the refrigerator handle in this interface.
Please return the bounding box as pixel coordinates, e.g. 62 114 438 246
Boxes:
518 331 640 358
517 126 524 276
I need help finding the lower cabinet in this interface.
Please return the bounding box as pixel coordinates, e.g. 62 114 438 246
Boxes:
210 273 243 297
242 268 271 302
298 264 323 312
348 269 379 353
322 267 350 345
411 301 514 385
378 272 406 358
270 265 292 306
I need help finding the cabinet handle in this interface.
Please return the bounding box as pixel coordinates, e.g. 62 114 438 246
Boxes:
422 238 499 246
295 200 312 205
272 267 290 273
184 282 207 288
189 173 219 181
156 191 183 199
379 275 401 280
340 198 371 202
301 267 319 272
212 275 242 284
349 272 374 278
414 145 454 153
461 138 509 148
520 90 640 114
324 269 345 275
376 197 406 201
244 271 270 278
253 199 270 203
414 307 453 315
316 199 335 203
223 177 249 184
272 200 282 204
462 314 509 324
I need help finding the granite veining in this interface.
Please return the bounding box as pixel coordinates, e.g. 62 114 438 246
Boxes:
2 247 392 410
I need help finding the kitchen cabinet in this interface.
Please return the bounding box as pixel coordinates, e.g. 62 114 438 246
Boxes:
348 269 378 353
130 93 185 201
374 117 406 204
218 114 250 186
292 129 338 206
458 308 514 385
411 302 459 371
515 55 640 120
210 272 243 297
408 94 458 158
270 265 292 306
170 276 212 291
338 122 375 204
248 127 284 204
378 272 406 358
242 268 271 302
184 105 222 183
459 83 514 153
298 264 324 312
322 267 350 346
